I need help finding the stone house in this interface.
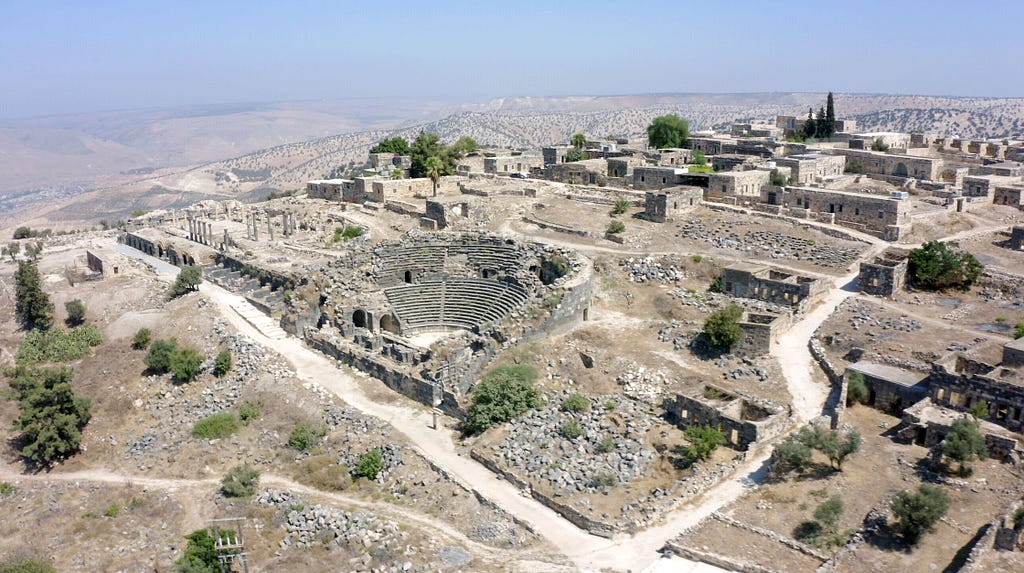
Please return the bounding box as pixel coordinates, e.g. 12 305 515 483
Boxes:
848 132 911 152
846 361 929 413
542 146 573 165
688 137 735 156
734 311 792 357
857 249 909 297
484 155 545 175
765 186 911 240
706 170 770 199
642 187 703 222
546 159 608 185
368 178 434 202
929 342 1024 433
773 154 846 185
833 148 943 181
654 148 692 166
607 156 647 178
720 263 828 312
663 385 787 450
632 166 686 190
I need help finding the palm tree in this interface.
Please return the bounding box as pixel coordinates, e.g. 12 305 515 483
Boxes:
425 156 445 196
571 133 587 150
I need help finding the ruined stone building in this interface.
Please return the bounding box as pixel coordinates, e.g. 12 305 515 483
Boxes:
773 153 846 185
484 155 545 175
720 263 828 313
833 148 943 181
848 132 911 152
846 361 929 413
929 340 1024 433
857 249 909 297
642 187 703 222
763 186 911 240
706 170 770 200
546 159 608 185
664 385 787 450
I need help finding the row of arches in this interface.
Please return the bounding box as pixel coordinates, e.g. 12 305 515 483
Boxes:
352 309 402 335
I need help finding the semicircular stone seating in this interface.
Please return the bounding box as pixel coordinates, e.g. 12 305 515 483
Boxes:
384 276 528 334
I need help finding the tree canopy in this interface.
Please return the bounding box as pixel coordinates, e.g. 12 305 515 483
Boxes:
891 485 949 545
409 131 459 179
683 424 727 463
169 265 203 298
703 304 743 348
369 137 410 155
943 416 987 475
7 365 91 466
466 364 542 433
571 133 587 150
646 115 690 149
15 260 54 331
424 156 445 196
908 241 983 291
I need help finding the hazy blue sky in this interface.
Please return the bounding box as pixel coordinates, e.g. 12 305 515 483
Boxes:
2 0 1021 118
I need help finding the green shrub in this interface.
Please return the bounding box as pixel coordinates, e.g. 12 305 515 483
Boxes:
168 265 202 298
606 220 625 234
213 350 232 377
1015 322 1024 339
683 424 727 463
846 371 869 405
287 421 327 451
132 328 152 350
7 365 91 466
466 364 542 433
144 339 178 373
298 455 350 491
692 254 703 263
703 305 744 348
238 400 261 424
342 226 363 240
560 393 590 412
169 346 204 383
64 299 86 326
708 275 724 293
603 399 617 411
612 197 630 215
352 449 384 480
589 473 616 488
175 529 218 573
103 503 120 518
908 241 983 291
221 464 259 497
14 324 102 365
891 485 949 545
0 482 15 496
191 412 240 439
0 558 57 573
561 420 583 439
597 435 617 453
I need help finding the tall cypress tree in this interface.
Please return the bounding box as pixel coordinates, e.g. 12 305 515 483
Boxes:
824 92 836 139
815 106 826 138
14 260 53 330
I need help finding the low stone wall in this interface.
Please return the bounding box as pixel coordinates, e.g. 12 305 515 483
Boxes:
809 337 846 428
522 214 590 237
704 202 871 245
665 540 781 573
384 200 423 217
469 450 616 537
712 513 829 560
956 521 998 573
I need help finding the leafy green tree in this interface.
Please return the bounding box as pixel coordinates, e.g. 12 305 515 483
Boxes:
0 558 57 573
871 137 890 152
144 338 178 374
802 107 817 140
409 131 454 178
9 366 91 466
571 133 587 150
4 241 19 261
908 241 983 291
646 114 690 149
943 416 987 475
683 424 727 463
24 241 43 261
450 136 478 156
564 147 587 162
466 364 542 433
221 464 259 497
425 156 445 197
64 299 86 327
168 265 202 298
170 346 204 383
132 328 152 350
814 106 826 138
213 350 232 377
14 260 54 331
175 529 219 573
13 227 32 240
891 485 949 545
352 449 384 480
369 137 410 155
846 371 869 405
819 428 861 470
690 149 707 166
703 305 744 348
772 433 814 474
815 495 844 533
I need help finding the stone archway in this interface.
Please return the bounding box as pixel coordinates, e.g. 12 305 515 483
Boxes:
893 162 909 177
380 314 401 335
352 309 367 329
